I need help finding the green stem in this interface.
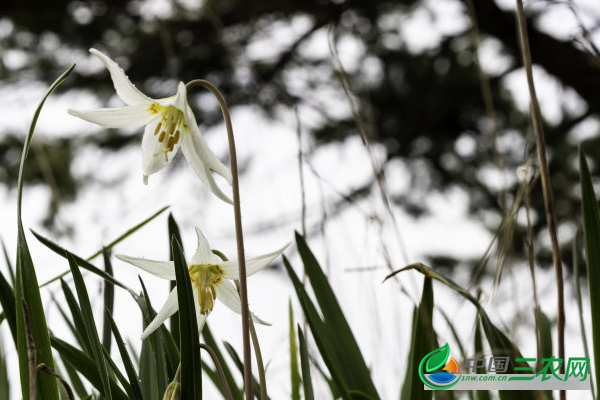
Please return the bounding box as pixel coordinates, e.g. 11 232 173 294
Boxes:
185 79 253 400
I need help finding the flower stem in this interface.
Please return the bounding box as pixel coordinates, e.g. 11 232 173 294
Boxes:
185 79 253 400
200 344 234 400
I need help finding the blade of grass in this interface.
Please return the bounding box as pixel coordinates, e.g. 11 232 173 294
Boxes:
139 336 159 400
573 230 595 399
60 356 89 399
172 236 202 399
168 213 182 348
1 238 15 285
102 248 115 354
39 206 170 287
105 309 145 400
15 64 74 400
223 341 265 400
50 336 128 400
290 301 301 400
579 149 600 392
65 251 112 399
297 326 314 400
0 260 16 345
59 279 92 354
0 330 8 400
474 316 491 400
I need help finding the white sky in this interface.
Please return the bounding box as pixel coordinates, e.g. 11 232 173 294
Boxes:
1 0 599 398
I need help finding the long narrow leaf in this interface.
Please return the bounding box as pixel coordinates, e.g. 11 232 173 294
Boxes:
0 262 16 344
60 279 92 354
298 326 314 400
168 213 182 345
15 65 74 400
60 356 89 399
172 236 202 399
66 251 112 399
102 248 115 354
202 324 243 400
106 309 145 400
579 149 600 392
0 331 8 400
289 301 301 400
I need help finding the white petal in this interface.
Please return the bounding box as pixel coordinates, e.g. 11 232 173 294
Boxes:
215 280 270 325
220 242 290 279
196 313 207 335
160 82 188 111
68 105 153 129
90 48 152 106
141 288 179 339
115 254 176 280
141 115 182 184
190 227 219 265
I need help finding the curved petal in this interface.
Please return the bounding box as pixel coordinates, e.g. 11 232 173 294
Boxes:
180 132 233 204
215 280 270 325
160 82 188 111
220 242 290 279
190 227 219 265
141 287 179 339
141 115 182 184
196 313 207 335
68 104 153 129
90 48 153 106
115 254 175 280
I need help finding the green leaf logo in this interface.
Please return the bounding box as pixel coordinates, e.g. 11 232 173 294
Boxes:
425 343 450 372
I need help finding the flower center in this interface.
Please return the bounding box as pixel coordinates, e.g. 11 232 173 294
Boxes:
187 263 225 315
148 104 189 162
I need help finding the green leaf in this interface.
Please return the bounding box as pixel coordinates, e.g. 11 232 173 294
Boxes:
579 148 600 393
293 233 380 399
168 213 182 346
15 64 74 400
202 324 243 400
105 308 145 400
172 236 202 399
60 356 89 399
297 326 314 400
0 330 8 400
60 279 92 354
40 205 170 287
50 336 128 400
0 259 16 345
66 251 112 399
400 278 435 400
102 248 115 354
140 336 159 400
289 301 301 400
474 316 490 400
223 341 266 400
284 255 350 400
1 238 15 286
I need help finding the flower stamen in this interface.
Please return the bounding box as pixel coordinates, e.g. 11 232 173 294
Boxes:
188 263 225 315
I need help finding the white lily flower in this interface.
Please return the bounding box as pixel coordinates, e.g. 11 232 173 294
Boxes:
68 48 233 203
116 227 290 339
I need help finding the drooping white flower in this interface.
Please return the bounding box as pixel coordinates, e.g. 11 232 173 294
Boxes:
68 49 233 203
116 227 290 339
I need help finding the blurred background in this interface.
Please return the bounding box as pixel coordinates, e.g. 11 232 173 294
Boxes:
1 0 599 398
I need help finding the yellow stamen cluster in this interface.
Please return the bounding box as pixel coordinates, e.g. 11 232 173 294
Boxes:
188 264 225 315
148 103 186 162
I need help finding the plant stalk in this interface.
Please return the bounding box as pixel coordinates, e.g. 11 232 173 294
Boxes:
185 79 253 400
200 344 234 400
514 3 565 399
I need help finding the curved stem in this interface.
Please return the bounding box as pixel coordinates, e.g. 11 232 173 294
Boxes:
200 344 234 400
186 79 252 400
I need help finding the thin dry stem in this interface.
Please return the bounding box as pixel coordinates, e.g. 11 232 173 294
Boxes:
514 3 565 399
37 363 75 400
185 79 253 399
200 344 234 400
21 299 37 400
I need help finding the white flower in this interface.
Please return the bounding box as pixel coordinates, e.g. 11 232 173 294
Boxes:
116 227 290 339
68 49 233 203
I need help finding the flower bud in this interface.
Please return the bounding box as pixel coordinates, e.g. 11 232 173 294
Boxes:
162 381 181 400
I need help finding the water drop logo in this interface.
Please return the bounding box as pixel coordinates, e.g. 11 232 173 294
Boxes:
419 343 461 389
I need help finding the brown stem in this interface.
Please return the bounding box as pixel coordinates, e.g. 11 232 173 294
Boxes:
21 299 37 400
37 363 75 400
185 79 252 399
200 344 234 400
514 2 565 399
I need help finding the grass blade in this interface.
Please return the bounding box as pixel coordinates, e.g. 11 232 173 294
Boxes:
105 308 145 400
15 64 74 400
172 236 202 399
289 301 301 400
60 279 92 354
202 324 243 400
1 238 15 285
294 233 379 399
298 326 314 400
60 356 89 399
0 331 8 399
66 251 112 399
579 148 600 392
0 261 16 345
168 213 182 348
223 341 265 400
102 248 115 354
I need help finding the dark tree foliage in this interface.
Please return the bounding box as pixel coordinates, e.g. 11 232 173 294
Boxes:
2 0 599 275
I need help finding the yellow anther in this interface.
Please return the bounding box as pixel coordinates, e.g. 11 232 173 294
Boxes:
166 136 175 151
147 103 162 114
153 123 162 136
174 130 180 144
158 131 166 143
168 122 176 135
